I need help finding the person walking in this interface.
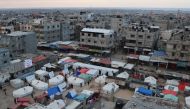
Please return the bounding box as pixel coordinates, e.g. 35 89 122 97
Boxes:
3 88 7 95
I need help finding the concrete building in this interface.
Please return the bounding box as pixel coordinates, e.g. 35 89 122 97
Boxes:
0 25 14 34
162 27 190 62
122 23 160 54
0 48 10 67
80 28 115 51
0 31 37 58
33 19 61 43
19 23 33 32
60 21 74 41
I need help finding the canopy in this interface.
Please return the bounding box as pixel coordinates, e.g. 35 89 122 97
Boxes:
35 70 48 76
31 80 48 90
79 68 89 74
126 54 139 60
152 51 166 57
162 90 177 96
124 64 135 70
49 75 64 86
164 94 178 102
47 86 60 97
164 85 179 92
185 96 190 108
66 90 77 99
13 86 33 98
111 61 126 68
74 93 89 102
78 74 92 82
86 69 98 77
47 99 65 109
102 82 119 94
137 87 153 96
116 72 129 80
144 76 157 85
139 55 150 62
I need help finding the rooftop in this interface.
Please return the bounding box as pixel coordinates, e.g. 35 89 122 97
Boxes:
7 31 34 37
81 28 114 35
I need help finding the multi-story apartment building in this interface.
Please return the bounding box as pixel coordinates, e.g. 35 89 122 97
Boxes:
122 23 160 54
80 28 115 51
60 21 74 41
0 25 14 34
163 27 190 61
19 23 33 32
32 19 61 43
0 31 37 58
0 48 10 67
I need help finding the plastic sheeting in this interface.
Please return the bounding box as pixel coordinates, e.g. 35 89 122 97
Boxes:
166 80 179 86
102 82 119 94
86 69 98 77
49 75 64 86
13 86 33 98
66 90 77 99
31 80 48 90
116 72 129 80
47 99 65 109
185 96 190 108
137 87 153 96
164 94 178 102
164 85 179 92
78 74 92 82
68 76 85 86
144 76 157 85
10 79 24 88
111 61 126 68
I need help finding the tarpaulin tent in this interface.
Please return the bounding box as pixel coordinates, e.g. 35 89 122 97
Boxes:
75 71 81 77
162 90 177 96
144 76 157 85
137 87 153 96
47 86 60 97
166 79 179 86
164 94 178 102
139 55 150 62
74 93 88 102
79 74 93 82
79 68 89 74
86 69 98 77
164 85 179 92
66 90 77 99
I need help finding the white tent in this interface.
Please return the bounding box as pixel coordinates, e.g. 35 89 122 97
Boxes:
166 80 179 86
144 76 157 85
58 82 67 92
58 57 71 64
68 76 85 86
139 55 150 62
26 75 35 83
13 86 33 98
185 96 190 108
124 64 135 70
102 82 119 94
95 75 107 84
31 80 48 90
35 70 49 81
164 85 179 92
81 90 94 96
86 69 98 77
116 72 129 80
111 61 126 68
47 99 65 109
0 73 10 84
10 79 24 88
49 75 64 86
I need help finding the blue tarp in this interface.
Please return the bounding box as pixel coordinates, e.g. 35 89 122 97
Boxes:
137 87 153 96
153 51 166 57
66 90 77 99
47 86 60 97
75 71 80 77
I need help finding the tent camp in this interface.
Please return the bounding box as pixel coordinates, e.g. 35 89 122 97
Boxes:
13 86 33 98
95 75 107 84
111 61 126 68
26 75 35 83
34 70 49 81
86 69 98 77
136 87 153 96
144 76 157 85
102 82 119 94
166 80 179 86
49 75 64 86
79 68 89 74
116 72 129 80
10 79 24 88
162 90 177 96
65 100 82 109
66 90 77 99
185 96 190 108
68 76 85 86
31 79 48 90
47 99 65 109
47 86 61 97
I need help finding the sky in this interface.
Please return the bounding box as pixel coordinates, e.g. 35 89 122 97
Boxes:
0 0 189 9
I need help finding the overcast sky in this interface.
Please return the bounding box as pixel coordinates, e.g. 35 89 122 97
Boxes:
0 0 189 8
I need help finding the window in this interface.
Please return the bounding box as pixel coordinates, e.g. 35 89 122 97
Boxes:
180 53 184 57
88 33 91 36
3 61 7 64
182 45 186 50
138 35 143 38
147 36 151 39
52 25 55 28
47 26 50 29
57 25 59 28
94 41 97 43
138 42 142 45
110 35 112 38
173 44 176 49
172 52 175 56
101 34 104 38
81 39 84 42
88 40 91 42
130 34 135 38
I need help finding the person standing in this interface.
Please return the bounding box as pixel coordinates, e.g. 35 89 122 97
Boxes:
3 88 7 95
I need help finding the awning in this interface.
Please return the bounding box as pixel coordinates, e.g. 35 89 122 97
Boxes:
126 54 139 60
152 51 167 57
139 55 150 62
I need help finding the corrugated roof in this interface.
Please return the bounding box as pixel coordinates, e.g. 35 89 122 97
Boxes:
81 28 114 35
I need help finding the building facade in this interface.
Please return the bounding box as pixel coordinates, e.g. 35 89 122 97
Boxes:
0 31 37 58
0 48 10 67
80 28 115 51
